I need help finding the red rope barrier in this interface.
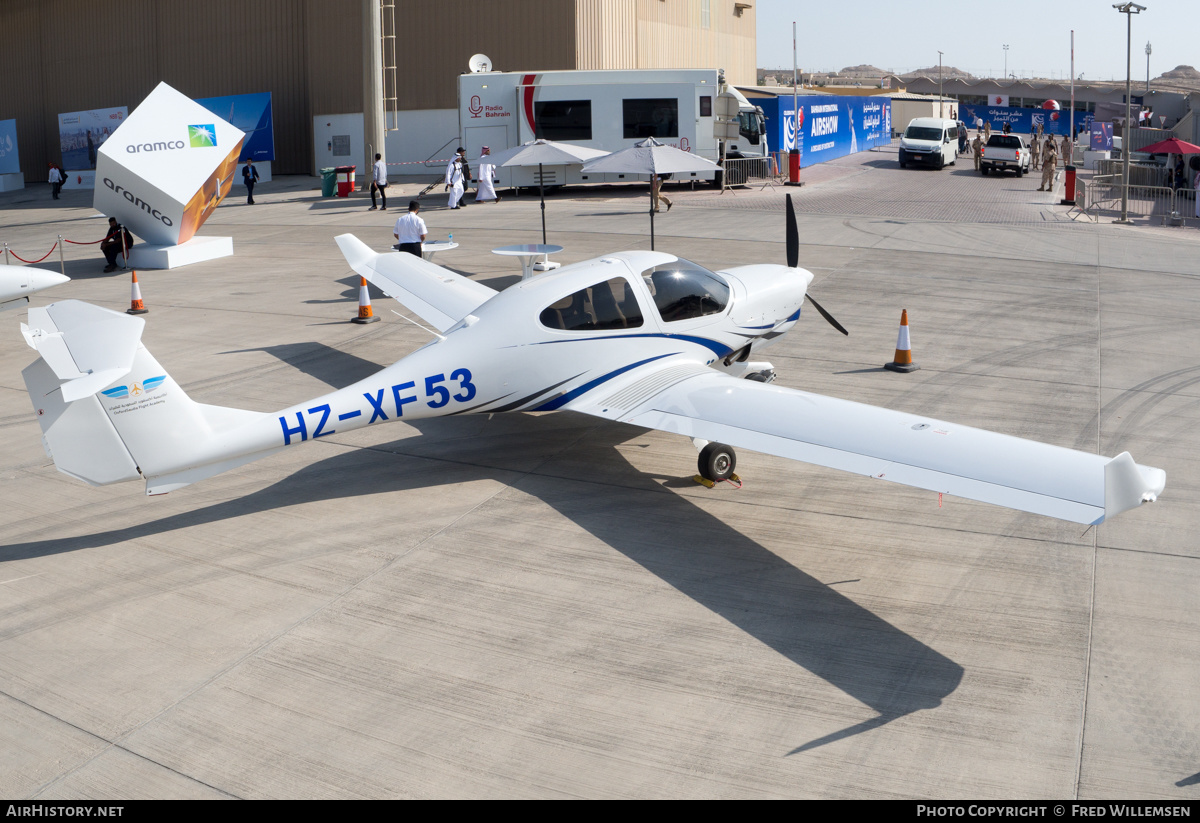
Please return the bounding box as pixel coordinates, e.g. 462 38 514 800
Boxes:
63 236 104 245
8 242 58 264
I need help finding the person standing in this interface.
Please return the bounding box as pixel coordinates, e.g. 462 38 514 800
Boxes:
1194 166 1200 219
474 146 500 203
369 153 388 211
983 121 992 141
1060 134 1071 166
1030 135 1041 170
393 200 428 257
651 174 672 213
242 158 259 205
971 131 984 171
1038 139 1058 191
48 163 64 200
445 147 468 209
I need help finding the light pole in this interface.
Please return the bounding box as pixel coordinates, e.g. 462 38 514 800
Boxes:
1145 41 1152 93
1113 2 1145 224
938 51 944 117
1003 44 1008 79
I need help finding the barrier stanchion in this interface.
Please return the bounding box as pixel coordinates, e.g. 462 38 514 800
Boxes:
3 243 8 266
58 235 65 277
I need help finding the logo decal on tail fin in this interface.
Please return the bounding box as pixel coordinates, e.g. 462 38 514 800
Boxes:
100 375 166 400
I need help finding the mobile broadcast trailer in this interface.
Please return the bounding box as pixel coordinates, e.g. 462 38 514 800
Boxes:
457 69 767 188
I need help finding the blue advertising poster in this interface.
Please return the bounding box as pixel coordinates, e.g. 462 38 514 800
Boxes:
195 92 274 161
0 119 18 175
758 95 891 167
958 104 1093 138
1090 122 1114 151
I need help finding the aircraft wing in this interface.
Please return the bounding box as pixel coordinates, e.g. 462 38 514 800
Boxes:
569 364 1165 525
335 234 496 332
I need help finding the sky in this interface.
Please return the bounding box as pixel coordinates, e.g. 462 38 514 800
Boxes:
755 0 1194 83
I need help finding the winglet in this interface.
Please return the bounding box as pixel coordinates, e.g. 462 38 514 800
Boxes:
1104 451 1166 522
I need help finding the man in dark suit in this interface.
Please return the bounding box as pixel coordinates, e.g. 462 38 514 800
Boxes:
242 158 260 205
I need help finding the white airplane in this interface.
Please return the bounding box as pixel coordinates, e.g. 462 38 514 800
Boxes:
1 264 69 312
17 198 1164 525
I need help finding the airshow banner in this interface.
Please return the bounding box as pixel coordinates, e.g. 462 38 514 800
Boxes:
58 106 128 188
759 95 891 167
195 92 274 161
1090 122 1114 151
958 104 1093 137
94 82 245 247
0 119 19 175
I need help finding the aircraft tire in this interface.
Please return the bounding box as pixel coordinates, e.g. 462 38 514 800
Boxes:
698 442 737 482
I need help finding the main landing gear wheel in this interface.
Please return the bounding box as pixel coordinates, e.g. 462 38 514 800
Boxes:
698 442 737 482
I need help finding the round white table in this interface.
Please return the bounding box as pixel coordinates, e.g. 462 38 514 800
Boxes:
491 244 563 280
420 240 458 263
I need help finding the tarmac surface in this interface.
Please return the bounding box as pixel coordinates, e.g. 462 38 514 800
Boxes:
2 147 1199 799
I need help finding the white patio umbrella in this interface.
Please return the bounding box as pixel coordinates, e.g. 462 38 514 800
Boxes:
581 137 719 250
484 139 609 243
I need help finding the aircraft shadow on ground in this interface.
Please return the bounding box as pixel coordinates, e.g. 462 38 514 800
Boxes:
1177 771 1200 788
2 342 963 754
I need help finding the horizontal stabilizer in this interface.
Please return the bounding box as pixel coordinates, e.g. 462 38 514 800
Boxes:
335 233 495 332
22 301 144 403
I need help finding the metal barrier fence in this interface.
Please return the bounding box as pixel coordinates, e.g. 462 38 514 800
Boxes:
1084 179 1198 227
721 155 778 191
1093 158 1175 187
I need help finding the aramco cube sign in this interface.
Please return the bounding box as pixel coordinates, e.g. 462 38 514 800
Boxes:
94 82 245 247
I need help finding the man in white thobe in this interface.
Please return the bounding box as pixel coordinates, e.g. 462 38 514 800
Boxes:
474 146 499 203
445 147 468 208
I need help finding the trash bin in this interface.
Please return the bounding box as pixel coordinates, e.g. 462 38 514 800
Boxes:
1061 164 1077 206
335 165 356 197
320 168 337 197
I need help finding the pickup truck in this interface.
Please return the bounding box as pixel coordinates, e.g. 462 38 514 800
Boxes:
980 135 1030 177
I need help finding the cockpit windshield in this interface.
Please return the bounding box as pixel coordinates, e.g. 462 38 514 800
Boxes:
641 259 730 322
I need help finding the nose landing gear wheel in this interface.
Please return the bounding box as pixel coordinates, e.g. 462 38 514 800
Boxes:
698 442 737 482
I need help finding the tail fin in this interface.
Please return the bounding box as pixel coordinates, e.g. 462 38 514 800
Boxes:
22 300 274 494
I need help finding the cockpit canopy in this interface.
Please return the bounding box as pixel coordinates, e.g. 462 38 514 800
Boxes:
641 259 730 322
536 257 730 333
539 276 644 331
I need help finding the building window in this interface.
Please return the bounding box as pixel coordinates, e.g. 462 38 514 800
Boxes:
699 96 712 117
535 100 592 141
623 98 679 139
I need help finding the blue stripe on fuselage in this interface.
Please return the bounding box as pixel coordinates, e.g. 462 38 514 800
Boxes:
532 353 678 412
533 333 733 359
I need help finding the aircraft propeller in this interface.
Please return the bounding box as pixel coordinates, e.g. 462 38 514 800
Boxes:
786 194 848 336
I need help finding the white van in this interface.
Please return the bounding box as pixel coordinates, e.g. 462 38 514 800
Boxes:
898 117 960 170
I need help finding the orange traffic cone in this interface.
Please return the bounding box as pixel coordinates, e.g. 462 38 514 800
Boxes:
883 309 919 373
351 276 379 324
126 270 148 315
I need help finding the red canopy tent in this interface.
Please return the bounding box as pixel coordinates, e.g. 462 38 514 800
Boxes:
1138 137 1200 155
